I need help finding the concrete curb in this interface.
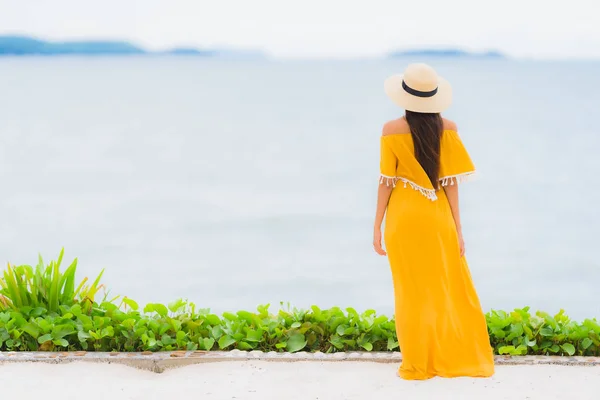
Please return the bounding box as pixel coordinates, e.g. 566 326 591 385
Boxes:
1 351 599 373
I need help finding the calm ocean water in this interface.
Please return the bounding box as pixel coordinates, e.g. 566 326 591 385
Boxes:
0 57 598 321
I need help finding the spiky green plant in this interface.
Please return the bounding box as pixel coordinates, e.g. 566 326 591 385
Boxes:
0 248 105 313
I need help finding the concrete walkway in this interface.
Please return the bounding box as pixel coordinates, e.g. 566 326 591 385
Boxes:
1 350 599 372
1 361 599 400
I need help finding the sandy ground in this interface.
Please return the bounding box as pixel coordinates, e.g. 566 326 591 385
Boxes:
1 361 599 400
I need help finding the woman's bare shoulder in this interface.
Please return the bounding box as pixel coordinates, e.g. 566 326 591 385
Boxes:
382 118 410 136
383 117 457 135
442 118 458 131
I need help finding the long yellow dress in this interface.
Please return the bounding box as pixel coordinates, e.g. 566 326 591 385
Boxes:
379 129 495 380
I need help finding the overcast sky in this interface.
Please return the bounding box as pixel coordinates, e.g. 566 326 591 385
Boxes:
0 0 598 59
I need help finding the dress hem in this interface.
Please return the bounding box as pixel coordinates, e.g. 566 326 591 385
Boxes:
397 363 495 380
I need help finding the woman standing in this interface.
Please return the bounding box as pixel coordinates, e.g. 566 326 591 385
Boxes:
373 63 495 380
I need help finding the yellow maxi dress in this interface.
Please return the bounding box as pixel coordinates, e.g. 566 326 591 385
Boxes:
379 129 495 380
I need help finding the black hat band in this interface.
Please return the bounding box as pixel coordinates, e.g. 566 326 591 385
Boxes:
402 80 438 98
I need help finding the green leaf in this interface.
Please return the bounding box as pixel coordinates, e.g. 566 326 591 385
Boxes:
245 329 263 342
202 337 215 351
361 342 373 351
143 304 156 314
218 335 236 349
49 260 61 313
144 303 168 317
237 341 253 350
22 323 40 338
101 326 114 338
159 323 170 336
490 328 506 339
77 314 93 329
206 314 221 325
498 345 515 355
186 342 198 351
0 313 10 323
387 337 399 350
30 307 47 318
329 335 344 349
515 344 528 355
123 298 139 311
161 334 175 346
291 322 301 329
52 325 76 339
168 299 186 313
148 320 160 333
582 338 593 349
4 265 23 308
38 334 53 344
540 340 552 349
121 318 136 330
77 331 91 342
222 312 238 321
540 327 554 337
60 257 77 304
561 343 576 356
236 311 254 324
211 325 224 339
53 338 69 347
70 304 82 316
286 333 307 353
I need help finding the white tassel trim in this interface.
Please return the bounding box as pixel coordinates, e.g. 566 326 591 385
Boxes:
379 175 438 201
379 171 478 201
379 174 397 188
439 171 478 187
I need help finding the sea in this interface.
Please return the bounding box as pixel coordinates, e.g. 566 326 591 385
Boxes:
0 56 598 321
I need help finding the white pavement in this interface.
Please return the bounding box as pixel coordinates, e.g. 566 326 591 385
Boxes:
1 361 599 400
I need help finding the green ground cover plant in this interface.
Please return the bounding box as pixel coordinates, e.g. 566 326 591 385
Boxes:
1 250 599 355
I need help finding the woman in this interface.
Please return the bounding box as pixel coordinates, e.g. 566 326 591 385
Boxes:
373 63 495 380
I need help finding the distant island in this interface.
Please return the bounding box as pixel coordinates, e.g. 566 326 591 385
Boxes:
0 36 505 60
388 49 506 59
0 35 266 59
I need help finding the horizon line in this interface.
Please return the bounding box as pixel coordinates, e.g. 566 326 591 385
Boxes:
1 33 599 61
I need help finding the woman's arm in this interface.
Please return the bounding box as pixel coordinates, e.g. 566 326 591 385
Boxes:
443 181 465 256
373 182 393 256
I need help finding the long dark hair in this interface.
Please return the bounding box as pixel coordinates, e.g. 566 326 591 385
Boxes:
405 110 443 188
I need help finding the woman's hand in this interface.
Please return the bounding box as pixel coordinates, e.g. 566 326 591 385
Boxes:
457 230 465 257
373 228 387 256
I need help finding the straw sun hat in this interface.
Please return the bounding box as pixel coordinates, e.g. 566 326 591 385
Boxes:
384 63 452 113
